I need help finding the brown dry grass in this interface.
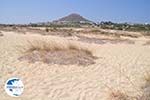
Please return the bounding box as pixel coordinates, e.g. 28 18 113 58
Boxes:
107 89 141 100
144 72 150 85
80 29 139 38
18 38 97 66
0 31 4 36
108 90 130 100
140 72 150 100
143 41 150 46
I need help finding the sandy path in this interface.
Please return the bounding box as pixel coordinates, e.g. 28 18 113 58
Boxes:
0 31 150 100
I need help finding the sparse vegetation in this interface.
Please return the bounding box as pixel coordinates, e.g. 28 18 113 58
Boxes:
98 21 150 32
81 29 139 38
66 32 72 36
0 31 4 36
143 41 150 46
107 89 137 100
143 72 150 87
49 27 58 32
45 28 49 32
140 72 150 100
108 91 129 100
18 39 97 66
141 32 150 37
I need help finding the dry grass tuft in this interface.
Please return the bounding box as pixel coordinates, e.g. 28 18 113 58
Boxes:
18 38 97 66
143 41 150 46
144 72 150 84
140 72 150 100
25 39 67 52
0 31 4 36
108 91 128 100
45 28 49 32
107 90 137 100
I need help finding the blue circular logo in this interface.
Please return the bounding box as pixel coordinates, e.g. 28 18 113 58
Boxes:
5 77 24 97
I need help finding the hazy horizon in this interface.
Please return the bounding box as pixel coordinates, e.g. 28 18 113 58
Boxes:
0 0 150 24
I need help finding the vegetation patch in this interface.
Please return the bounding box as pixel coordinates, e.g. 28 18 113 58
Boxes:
107 90 136 100
80 29 139 38
143 41 150 46
78 36 134 45
0 31 4 36
108 91 128 100
98 21 150 32
141 32 150 37
18 39 97 66
44 28 74 37
140 72 150 100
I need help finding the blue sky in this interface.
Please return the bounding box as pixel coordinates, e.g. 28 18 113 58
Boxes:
0 0 150 24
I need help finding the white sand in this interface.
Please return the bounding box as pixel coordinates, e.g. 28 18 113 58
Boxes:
0 31 150 100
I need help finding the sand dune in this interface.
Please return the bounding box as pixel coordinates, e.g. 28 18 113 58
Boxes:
0 29 150 100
